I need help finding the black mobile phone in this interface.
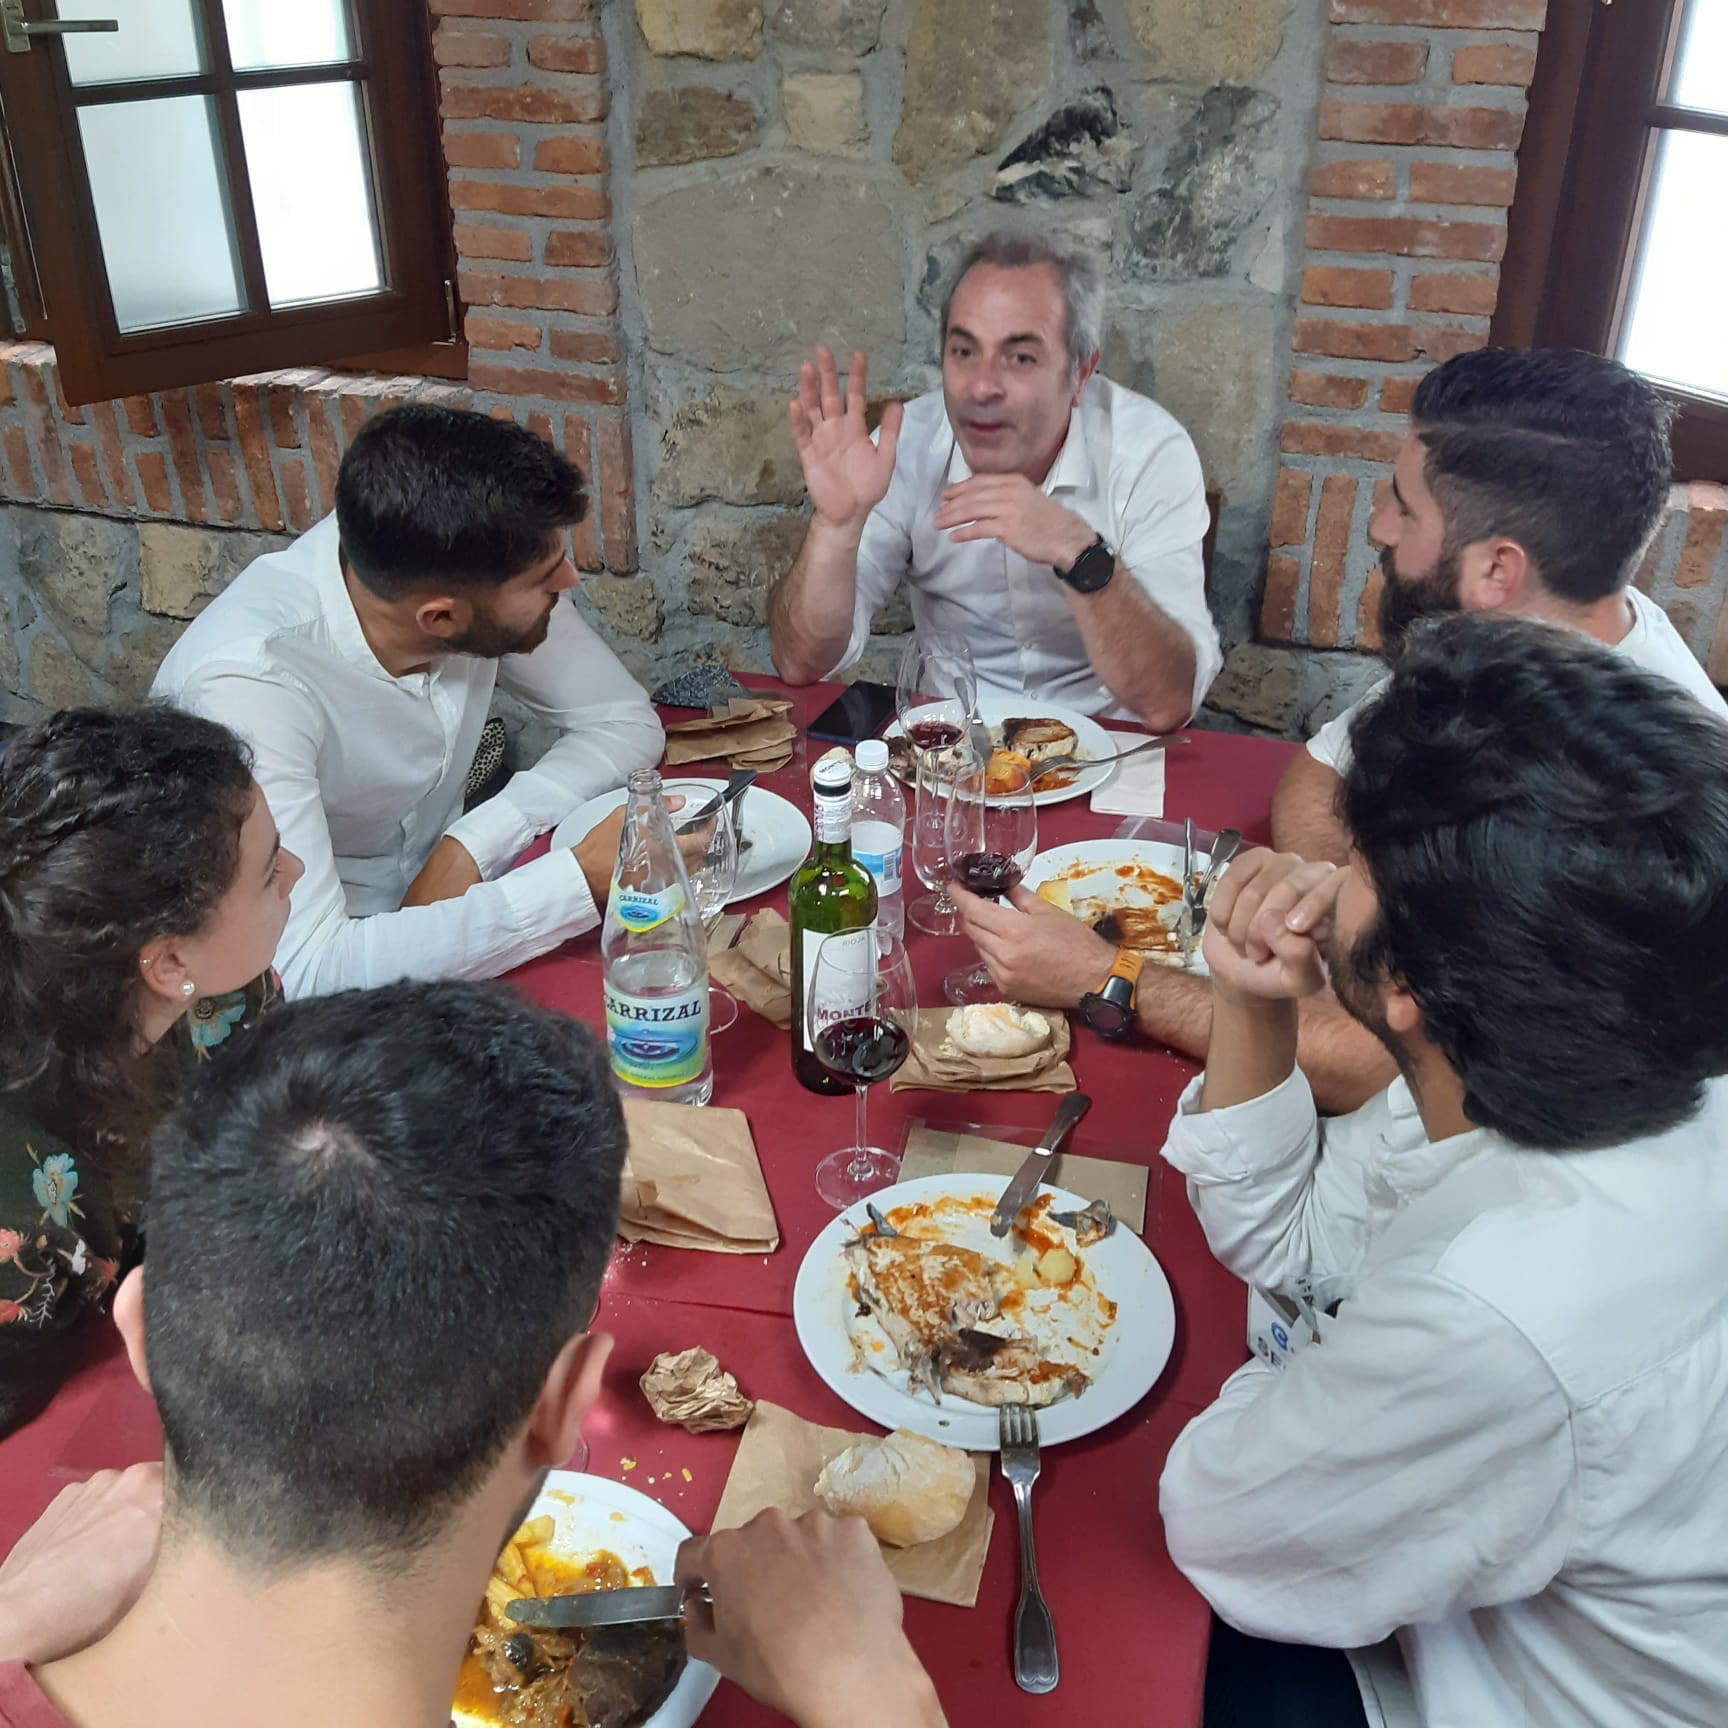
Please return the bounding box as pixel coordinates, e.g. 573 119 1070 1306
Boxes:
808 681 897 746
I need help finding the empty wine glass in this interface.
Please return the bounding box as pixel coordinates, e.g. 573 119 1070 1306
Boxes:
670 786 741 1033
943 755 1037 1006
806 926 917 1209
896 632 977 753
909 741 971 936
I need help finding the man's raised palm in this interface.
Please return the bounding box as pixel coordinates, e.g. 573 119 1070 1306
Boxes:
790 346 903 529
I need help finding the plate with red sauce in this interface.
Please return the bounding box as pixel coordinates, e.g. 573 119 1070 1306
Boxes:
791 1174 1176 1450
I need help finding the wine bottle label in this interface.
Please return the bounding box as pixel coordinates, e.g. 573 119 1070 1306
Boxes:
798 926 875 1054
612 882 686 934
813 789 853 845
604 982 709 1088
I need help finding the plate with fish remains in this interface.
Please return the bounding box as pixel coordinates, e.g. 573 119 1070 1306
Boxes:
452 1470 719 1728
791 1173 1175 1451
883 696 1118 808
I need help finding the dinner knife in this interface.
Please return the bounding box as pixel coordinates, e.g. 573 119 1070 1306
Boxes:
505 1582 710 1630
989 1093 1094 1238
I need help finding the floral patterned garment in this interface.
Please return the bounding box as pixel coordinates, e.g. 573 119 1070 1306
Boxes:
0 969 280 1437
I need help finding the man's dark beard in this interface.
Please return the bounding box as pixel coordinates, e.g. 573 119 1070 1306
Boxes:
446 599 556 659
1327 919 1418 1087
1376 542 1464 663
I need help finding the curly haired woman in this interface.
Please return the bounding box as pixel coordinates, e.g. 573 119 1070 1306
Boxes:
0 707 300 1435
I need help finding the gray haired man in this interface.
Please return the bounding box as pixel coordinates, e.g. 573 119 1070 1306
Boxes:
768 232 1220 729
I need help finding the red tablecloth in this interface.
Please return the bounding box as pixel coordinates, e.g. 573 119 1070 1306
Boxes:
0 676 1297 1728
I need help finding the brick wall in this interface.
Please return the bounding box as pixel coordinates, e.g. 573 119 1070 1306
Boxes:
0 0 636 573
1233 0 1728 736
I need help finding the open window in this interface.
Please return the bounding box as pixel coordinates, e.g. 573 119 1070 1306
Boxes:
0 0 461 405
1495 0 1728 480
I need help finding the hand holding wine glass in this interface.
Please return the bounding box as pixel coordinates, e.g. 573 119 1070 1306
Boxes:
806 927 917 1209
944 756 1037 1006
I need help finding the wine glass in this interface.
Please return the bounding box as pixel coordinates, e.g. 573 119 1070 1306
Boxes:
805 927 917 1209
909 742 970 936
670 786 741 1033
896 632 977 754
943 755 1037 1006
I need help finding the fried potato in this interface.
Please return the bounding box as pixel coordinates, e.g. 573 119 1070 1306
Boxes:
515 1515 556 1551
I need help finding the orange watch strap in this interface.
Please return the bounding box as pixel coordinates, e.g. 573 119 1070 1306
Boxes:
1104 948 1143 990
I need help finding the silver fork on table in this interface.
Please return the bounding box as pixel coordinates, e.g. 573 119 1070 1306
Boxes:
999 1402 1058 1694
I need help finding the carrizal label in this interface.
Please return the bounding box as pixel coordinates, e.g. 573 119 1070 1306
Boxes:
611 882 686 935
604 982 708 1089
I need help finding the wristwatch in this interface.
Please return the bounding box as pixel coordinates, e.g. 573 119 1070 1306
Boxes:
1078 949 1142 1038
1055 533 1116 594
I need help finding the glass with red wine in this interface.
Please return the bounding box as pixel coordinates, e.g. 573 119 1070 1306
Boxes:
943 754 1038 1006
804 926 918 1209
898 634 977 934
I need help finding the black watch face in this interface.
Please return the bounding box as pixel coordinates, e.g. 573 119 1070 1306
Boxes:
1063 540 1114 594
1080 992 1132 1037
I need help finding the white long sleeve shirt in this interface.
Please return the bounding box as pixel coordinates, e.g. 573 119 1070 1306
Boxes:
832 377 1222 721
1158 1067 1728 1728
152 514 663 996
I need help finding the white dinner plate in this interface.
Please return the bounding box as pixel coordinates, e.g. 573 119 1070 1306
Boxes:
452 1470 718 1728
1023 837 1216 976
551 779 811 906
791 1172 1175 1451
884 696 1118 807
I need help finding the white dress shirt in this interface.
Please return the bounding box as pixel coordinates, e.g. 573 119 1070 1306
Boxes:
1308 587 1728 773
152 514 663 996
832 377 1222 721
1158 1066 1728 1728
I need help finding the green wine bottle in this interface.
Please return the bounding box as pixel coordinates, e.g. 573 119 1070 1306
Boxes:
789 746 879 1096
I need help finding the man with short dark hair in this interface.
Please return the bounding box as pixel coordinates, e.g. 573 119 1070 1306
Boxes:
1160 617 1728 1728
153 406 663 995
3 983 946 1728
955 347 1727 1112
768 232 1220 730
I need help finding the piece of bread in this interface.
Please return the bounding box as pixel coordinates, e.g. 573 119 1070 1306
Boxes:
946 1002 1052 1059
814 1430 975 1548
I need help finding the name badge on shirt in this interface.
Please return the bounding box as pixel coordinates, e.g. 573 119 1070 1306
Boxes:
1247 1285 1331 1369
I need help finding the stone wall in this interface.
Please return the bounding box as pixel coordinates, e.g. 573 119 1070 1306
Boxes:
614 0 1323 694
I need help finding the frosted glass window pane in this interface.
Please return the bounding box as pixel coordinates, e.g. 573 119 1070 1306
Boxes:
77 97 243 332
222 0 353 70
62 0 203 86
238 84 381 308
1671 0 1728 115
1619 131 1728 406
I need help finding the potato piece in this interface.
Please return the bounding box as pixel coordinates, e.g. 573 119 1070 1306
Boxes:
1013 1254 1039 1290
986 749 1032 795
515 1515 556 1551
1036 1247 1077 1287
497 1541 533 1593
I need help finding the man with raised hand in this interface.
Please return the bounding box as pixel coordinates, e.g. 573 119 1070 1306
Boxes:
154 405 663 996
768 231 1220 731
1159 616 1728 1728
955 347 1726 1112
2 982 946 1728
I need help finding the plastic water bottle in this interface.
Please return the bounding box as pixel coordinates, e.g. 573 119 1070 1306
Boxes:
601 768 714 1106
850 738 905 941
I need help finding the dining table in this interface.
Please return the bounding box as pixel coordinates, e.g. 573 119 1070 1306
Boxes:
0 674 1297 1728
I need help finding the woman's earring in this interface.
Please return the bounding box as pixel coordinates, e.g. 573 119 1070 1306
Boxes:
181 980 197 998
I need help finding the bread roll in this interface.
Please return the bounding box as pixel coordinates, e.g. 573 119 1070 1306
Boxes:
946 1002 1052 1059
814 1430 975 1548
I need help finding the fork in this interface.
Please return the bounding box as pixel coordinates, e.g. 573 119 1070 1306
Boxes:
1027 733 1187 782
999 1402 1058 1694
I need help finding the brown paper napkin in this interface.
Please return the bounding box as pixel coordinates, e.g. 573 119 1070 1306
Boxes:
898 1122 1149 1235
709 908 793 1029
712 1401 993 1608
890 1009 1077 1094
619 1099 779 1254
663 697 797 772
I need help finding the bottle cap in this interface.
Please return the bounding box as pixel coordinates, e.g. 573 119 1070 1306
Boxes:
854 739 889 772
812 746 854 795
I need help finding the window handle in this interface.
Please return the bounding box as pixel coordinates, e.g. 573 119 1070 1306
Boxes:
2 2 119 54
